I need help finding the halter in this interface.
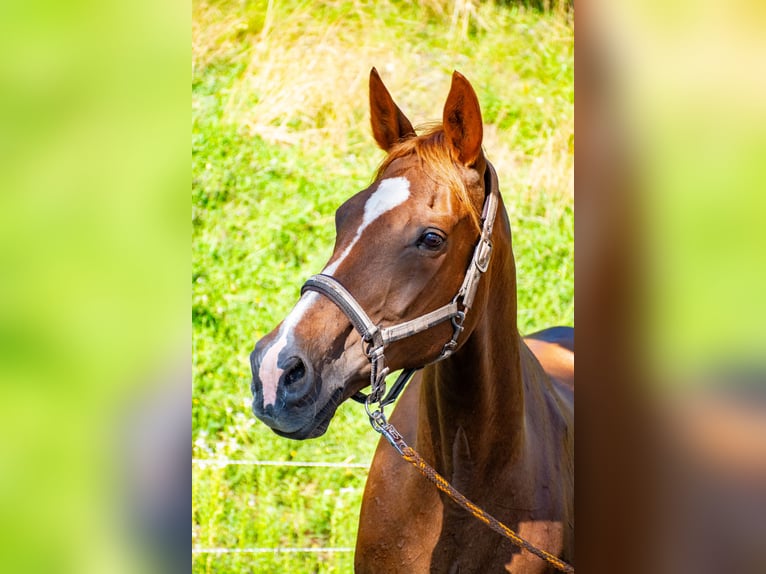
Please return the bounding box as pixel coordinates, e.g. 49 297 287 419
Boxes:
301 161 499 410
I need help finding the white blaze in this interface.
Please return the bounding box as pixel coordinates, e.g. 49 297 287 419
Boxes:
323 177 411 275
259 177 411 406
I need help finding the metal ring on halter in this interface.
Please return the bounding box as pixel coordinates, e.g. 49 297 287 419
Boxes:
452 310 466 331
439 309 466 359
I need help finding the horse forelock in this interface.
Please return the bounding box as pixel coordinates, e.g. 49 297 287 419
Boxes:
375 125 483 232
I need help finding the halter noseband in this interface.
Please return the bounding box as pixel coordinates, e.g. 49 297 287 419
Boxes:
301 162 499 409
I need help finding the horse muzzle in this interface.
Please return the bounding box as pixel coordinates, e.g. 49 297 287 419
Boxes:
249 338 315 426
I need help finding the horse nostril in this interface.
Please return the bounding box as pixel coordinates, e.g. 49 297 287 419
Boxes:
283 357 306 387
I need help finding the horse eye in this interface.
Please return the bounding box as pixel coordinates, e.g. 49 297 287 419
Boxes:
419 231 445 250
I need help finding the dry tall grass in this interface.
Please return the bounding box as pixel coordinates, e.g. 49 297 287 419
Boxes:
193 0 573 205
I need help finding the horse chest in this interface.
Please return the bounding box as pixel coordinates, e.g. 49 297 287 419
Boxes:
358 496 554 574
356 447 557 573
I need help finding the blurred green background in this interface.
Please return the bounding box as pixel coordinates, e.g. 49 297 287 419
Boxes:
0 0 188 572
193 0 573 571
591 0 766 380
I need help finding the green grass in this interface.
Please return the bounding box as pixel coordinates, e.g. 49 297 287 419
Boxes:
193 0 572 571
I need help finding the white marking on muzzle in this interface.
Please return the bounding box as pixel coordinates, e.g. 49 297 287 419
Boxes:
258 176 411 407
258 293 317 407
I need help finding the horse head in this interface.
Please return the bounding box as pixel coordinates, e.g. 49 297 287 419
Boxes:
249 69 495 439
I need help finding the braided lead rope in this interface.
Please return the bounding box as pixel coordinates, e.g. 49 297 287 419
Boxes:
400 446 575 573
370 413 575 573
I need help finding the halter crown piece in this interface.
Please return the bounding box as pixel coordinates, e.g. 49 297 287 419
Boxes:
301 161 499 423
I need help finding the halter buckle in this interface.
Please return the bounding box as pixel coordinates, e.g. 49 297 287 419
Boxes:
475 238 493 273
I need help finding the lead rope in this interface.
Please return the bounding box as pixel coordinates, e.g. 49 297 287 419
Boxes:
366 402 575 573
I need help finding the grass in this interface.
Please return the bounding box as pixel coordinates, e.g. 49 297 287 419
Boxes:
193 0 572 571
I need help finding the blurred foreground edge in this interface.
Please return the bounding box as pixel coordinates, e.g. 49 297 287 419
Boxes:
575 1 766 572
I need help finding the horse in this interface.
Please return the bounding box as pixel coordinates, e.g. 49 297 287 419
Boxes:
249 68 574 573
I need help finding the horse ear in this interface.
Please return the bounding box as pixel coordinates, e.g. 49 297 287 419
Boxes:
442 71 483 167
369 67 416 152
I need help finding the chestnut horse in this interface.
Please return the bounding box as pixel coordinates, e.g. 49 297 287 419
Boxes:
249 69 574 573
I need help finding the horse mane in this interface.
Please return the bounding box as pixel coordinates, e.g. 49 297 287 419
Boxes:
375 124 482 231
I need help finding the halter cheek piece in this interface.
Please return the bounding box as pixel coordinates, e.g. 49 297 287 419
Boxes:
301 162 499 410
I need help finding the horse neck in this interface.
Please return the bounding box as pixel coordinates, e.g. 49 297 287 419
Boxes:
417 207 538 477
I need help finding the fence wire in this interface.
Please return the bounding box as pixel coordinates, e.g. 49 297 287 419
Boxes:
193 457 366 558
192 457 369 469
193 547 354 554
